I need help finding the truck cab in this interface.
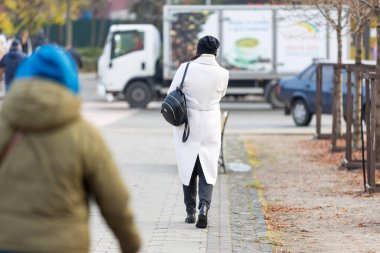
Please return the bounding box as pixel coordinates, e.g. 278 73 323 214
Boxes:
97 24 161 107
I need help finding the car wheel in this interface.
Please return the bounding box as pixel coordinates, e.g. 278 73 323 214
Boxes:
291 99 313 126
266 84 285 109
124 81 152 108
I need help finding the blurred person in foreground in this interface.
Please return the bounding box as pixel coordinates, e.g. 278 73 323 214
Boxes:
0 45 141 253
0 39 27 93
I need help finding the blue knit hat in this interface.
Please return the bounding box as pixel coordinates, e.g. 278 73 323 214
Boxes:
15 45 79 95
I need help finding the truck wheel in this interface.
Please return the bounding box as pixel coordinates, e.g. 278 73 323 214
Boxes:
291 99 312 126
266 84 285 109
125 81 152 108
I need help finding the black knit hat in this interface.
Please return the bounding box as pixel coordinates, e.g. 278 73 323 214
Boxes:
196 36 220 56
11 39 20 48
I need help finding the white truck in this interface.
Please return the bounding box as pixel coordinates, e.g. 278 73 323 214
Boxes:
97 5 349 108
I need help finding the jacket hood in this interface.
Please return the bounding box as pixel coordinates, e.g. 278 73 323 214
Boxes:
1 78 81 131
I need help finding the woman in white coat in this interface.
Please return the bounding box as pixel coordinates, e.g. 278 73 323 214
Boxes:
168 36 229 228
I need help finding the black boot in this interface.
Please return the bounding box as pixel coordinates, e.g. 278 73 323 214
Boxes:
185 213 196 223
196 203 209 228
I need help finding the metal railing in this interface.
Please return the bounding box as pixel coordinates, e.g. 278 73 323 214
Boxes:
316 63 380 192
316 63 347 152
362 71 380 193
316 63 334 140
343 65 380 170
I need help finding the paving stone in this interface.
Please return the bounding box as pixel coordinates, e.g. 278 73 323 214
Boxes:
88 116 273 252
89 130 233 253
225 135 272 253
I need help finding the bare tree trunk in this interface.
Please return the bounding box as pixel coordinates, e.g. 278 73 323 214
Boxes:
66 0 73 47
332 9 343 149
376 14 380 163
336 25 343 136
353 26 364 149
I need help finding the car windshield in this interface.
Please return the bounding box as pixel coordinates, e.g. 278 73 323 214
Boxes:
298 64 316 81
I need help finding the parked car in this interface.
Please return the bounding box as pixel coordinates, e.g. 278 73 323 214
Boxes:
278 61 373 126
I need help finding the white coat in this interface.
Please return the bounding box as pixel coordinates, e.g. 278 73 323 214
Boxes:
168 54 229 186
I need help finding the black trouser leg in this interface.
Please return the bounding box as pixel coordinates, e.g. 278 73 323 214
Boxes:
195 156 213 209
183 164 198 214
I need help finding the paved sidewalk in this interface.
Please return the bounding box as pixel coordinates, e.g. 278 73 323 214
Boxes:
83 101 274 253
89 129 232 253
225 135 272 253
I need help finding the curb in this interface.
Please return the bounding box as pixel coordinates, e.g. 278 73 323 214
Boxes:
225 130 323 136
225 136 273 252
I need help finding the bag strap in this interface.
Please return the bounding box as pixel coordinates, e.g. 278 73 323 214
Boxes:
182 94 190 142
179 62 191 91
182 119 190 142
0 130 23 167
179 62 191 142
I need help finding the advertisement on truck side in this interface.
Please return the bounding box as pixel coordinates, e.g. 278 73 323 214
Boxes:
222 10 273 73
164 5 350 80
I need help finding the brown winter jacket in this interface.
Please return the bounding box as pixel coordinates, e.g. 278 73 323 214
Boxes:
0 79 141 253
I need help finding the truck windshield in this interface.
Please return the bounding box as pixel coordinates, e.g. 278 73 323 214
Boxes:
111 31 144 59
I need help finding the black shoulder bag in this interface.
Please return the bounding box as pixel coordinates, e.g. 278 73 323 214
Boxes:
161 62 190 142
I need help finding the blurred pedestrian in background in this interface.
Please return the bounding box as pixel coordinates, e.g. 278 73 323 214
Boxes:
0 29 7 59
32 28 47 51
168 36 229 228
0 45 141 253
0 39 26 93
0 29 7 94
5 35 16 52
16 29 32 55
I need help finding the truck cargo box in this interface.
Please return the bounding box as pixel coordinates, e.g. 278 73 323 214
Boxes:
163 5 349 81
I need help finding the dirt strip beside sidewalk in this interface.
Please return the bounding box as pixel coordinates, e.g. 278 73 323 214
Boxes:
245 135 380 253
